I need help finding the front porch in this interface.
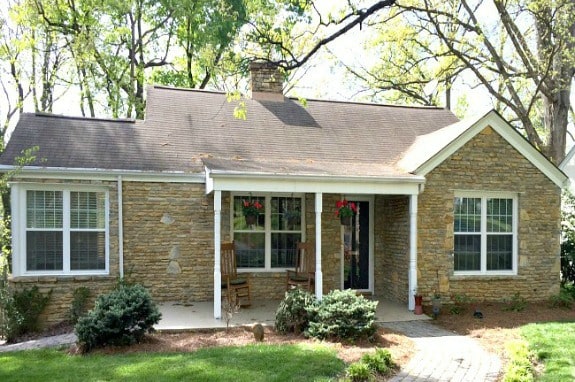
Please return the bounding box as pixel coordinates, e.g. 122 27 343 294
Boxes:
155 297 430 330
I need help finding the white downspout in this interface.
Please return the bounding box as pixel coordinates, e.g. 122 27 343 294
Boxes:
314 192 323 300
117 175 124 278
408 194 418 310
213 190 222 319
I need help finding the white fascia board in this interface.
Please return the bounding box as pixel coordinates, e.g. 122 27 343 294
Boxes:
415 110 569 189
208 172 425 195
0 165 205 183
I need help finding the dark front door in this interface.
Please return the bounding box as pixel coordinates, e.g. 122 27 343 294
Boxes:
343 201 370 290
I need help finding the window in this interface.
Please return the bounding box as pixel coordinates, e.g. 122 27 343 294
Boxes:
14 185 109 276
232 195 303 270
453 193 517 275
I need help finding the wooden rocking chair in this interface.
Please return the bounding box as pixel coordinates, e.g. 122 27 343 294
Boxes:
221 241 251 307
286 242 315 292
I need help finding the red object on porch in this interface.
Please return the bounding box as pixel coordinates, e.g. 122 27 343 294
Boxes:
414 295 423 315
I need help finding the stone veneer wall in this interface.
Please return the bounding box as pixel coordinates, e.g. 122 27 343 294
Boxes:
9 179 120 326
417 127 561 304
375 196 410 302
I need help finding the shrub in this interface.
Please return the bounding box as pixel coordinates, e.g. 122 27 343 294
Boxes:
549 287 574 309
306 289 378 340
12 286 51 335
345 361 372 382
503 292 527 312
75 283 161 352
0 255 21 342
361 348 394 374
69 287 91 324
449 294 471 315
275 288 316 334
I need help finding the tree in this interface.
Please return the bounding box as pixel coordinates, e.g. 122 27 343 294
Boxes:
353 0 575 163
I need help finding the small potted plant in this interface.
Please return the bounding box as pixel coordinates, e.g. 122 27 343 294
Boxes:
242 199 263 225
335 199 357 226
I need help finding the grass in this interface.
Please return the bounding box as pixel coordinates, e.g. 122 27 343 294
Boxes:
509 321 575 382
0 343 345 382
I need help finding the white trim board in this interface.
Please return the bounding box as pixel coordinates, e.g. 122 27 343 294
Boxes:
404 110 568 189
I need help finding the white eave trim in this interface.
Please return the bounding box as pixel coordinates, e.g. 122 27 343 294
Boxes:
415 110 569 189
205 168 426 195
0 165 205 183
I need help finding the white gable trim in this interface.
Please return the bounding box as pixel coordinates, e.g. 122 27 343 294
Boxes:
414 110 568 188
205 169 425 195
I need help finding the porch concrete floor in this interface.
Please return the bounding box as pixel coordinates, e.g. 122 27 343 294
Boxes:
155 297 430 331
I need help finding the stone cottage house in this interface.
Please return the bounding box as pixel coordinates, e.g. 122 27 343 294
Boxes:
0 63 567 324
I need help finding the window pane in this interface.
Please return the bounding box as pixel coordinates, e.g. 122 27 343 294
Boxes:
487 235 513 270
234 233 265 268
71 232 106 270
454 197 481 232
71 192 105 229
26 191 63 229
233 196 265 231
487 198 513 233
271 233 300 267
454 234 481 271
26 231 63 271
271 197 302 231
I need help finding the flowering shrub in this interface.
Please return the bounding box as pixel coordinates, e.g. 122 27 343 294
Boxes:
242 199 263 216
336 199 357 218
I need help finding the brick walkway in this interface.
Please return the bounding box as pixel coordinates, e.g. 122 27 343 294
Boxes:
0 333 77 353
383 321 501 382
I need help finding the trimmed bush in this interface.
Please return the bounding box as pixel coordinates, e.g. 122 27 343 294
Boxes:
306 289 378 340
75 283 161 352
275 288 316 334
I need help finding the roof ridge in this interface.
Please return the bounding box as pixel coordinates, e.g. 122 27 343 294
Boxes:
150 84 450 110
33 111 136 124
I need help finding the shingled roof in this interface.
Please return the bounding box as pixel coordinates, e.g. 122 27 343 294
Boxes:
0 85 459 178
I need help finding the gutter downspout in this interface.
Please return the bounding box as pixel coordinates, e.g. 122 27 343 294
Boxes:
118 175 124 278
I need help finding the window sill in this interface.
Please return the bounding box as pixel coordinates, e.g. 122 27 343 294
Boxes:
450 274 526 282
10 274 114 283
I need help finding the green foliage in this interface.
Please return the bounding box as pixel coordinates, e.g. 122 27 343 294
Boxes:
360 348 394 375
561 189 575 285
548 288 574 309
12 286 51 335
69 287 91 324
275 288 316 334
0 254 20 342
345 361 372 382
449 294 471 315
503 341 534 382
503 292 528 312
74 283 161 352
305 289 378 341
1 283 51 342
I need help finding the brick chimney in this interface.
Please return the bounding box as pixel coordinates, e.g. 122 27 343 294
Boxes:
250 61 284 102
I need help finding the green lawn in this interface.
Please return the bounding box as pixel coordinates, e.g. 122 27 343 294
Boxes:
521 321 575 381
0 343 345 382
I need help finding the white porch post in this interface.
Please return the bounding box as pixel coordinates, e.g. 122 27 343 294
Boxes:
408 194 418 311
213 190 222 319
314 192 323 300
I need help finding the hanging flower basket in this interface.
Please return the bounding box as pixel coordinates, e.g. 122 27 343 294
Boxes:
340 215 352 226
335 199 357 226
242 199 263 226
245 214 257 225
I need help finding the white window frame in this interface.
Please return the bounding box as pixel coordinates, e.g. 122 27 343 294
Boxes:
231 193 305 272
11 183 110 277
453 191 518 276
